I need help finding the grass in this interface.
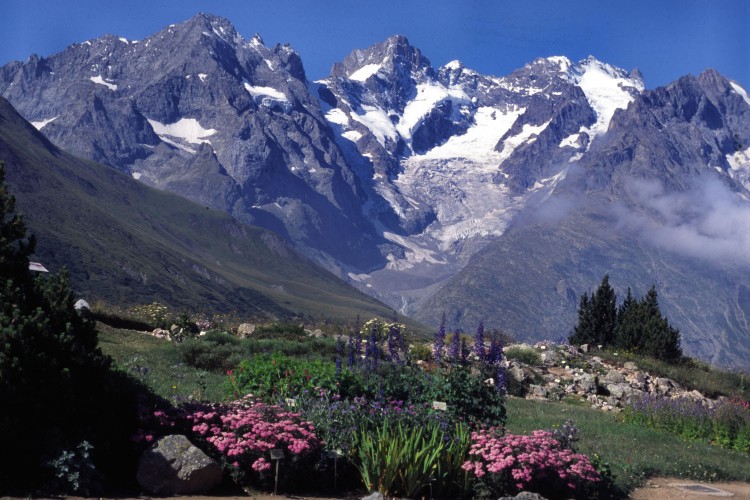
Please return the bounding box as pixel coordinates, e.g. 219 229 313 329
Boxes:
97 323 228 402
505 397 750 495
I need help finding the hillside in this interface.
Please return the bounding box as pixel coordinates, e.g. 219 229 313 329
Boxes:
0 96 403 323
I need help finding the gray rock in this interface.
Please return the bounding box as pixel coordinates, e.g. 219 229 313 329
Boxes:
74 299 90 312
604 370 626 384
623 361 638 370
499 492 549 500
361 493 384 500
540 349 564 366
606 382 634 400
529 384 548 398
136 434 223 495
236 323 256 337
574 372 597 394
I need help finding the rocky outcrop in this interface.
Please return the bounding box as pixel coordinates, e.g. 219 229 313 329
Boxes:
136 434 223 495
506 342 724 413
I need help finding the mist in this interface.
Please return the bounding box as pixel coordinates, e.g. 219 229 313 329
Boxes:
616 175 750 268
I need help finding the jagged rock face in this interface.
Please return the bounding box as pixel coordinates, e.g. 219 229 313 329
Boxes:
0 13 385 270
318 44 644 308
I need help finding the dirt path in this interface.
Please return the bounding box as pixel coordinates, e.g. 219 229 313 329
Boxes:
630 478 750 499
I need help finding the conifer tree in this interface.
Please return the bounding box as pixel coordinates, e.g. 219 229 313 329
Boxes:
0 162 137 492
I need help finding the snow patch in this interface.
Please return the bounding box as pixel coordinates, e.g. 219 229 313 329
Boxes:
383 231 444 270
727 146 750 170
444 60 463 70
574 59 643 138
349 63 382 82
118 37 129 44
420 106 523 161
89 75 117 91
350 105 398 147
347 272 371 282
559 132 581 149
396 82 470 141
147 118 217 148
131 172 142 180
243 83 287 102
498 119 552 163
325 108 349 126
342 130 362 142
198 73 208 82
31 116 58 130
730 82 750 106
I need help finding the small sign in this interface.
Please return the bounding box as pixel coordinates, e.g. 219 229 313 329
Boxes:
270 448 285 460
432 401 447 411
285 398 297 407
29 262 49 272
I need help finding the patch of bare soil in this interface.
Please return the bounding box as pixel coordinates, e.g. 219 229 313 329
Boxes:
630 477 750 499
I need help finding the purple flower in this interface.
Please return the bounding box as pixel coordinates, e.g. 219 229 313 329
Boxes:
433 313 446 364
474 321 486 362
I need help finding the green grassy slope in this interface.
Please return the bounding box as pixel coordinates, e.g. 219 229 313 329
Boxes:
0 97 404 323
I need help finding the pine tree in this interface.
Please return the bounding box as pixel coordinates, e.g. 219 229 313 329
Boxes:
569 292 594 345
569 275 618 347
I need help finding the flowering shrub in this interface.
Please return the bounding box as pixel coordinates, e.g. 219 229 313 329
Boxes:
462 429 601 499
135 397 321 488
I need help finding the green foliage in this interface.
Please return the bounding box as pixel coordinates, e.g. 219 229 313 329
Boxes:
44 441 102 496
252 322 306 340
505 345 542 366
226 353 337 400
434 366 507 427
353 417 462 498
570 276 682 362
569 274 617 346
0 162 142 493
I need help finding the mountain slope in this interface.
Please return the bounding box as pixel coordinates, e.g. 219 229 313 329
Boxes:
415 71 750 370
0 96 400 322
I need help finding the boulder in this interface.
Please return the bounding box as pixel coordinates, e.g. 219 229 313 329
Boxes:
574 372 597 394
137 434 223 495
603 369 626 384
499 492 549 500
236 323 256 337
606 382 634 400
623 361 638 370
74 299 90 312
541 349 564 366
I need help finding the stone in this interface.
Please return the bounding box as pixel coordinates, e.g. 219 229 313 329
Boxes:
606 382 634 400
361 493 384 500
74 299 90 312
623 361 638 370
151 328 169 339
541 349 564 366
626 370 648 389
499 492 548 500
136 434 223 495
603 369 626 384
529 384 548 398
508 363 530 383
580 343 589 353
236 323 256 337
574 372 597 394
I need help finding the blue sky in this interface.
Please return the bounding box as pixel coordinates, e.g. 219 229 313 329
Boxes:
2 0 748 90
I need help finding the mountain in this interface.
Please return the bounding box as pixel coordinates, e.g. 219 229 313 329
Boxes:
0 13 387 273
317 38 644 307
3 14 750 368
415 70 750 370
0 96 403 323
